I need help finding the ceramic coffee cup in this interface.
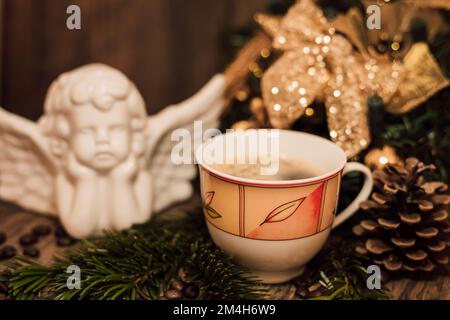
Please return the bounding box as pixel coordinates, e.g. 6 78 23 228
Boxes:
195 129 372 284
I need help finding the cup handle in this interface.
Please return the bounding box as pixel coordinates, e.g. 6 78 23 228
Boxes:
332 162 373 229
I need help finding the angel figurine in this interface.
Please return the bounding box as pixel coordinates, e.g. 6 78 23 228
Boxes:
0 63 225 238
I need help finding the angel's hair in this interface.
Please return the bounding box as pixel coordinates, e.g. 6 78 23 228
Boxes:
40 63 147 140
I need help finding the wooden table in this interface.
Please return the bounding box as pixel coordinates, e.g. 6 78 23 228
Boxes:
0 201 448 300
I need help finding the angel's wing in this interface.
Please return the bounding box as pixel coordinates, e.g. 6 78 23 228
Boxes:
0 108 57 215
147 75 226 212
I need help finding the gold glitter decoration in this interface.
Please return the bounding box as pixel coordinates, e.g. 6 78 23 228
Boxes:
256 0 449 158
403 0 450 10
254 13 281 37
364 145 403 170
387 43 450 114
363 0 450 58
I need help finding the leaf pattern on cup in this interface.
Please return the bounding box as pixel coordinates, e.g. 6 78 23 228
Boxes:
203 191 222 219
203 191 215 207
205 206 222 219
260 198 305 225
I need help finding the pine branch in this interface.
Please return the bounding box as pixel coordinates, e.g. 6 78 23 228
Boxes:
1 205 387 300
296 239 388 300
2 212 266 300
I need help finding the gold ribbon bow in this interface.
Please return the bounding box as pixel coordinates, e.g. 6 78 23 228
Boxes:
257 0 449 158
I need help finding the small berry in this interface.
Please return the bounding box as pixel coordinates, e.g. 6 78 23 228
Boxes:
0 245 17 260
182 285 199 299
32 225 51 237
19 233 38 247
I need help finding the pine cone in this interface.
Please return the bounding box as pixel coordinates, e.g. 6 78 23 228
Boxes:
353 157 450 272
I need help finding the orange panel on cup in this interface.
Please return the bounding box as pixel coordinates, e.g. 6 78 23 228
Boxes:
201 168 341 241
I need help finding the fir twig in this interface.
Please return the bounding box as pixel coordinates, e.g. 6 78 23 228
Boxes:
296 239 388 300
2 212 266 300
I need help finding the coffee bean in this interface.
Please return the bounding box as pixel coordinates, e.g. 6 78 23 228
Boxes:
19 233 38 247
23 246 40 258
56 237 76 247
169 279 185 291
54 226 68 238
0 232 6 245
32 225 51 237
164 289 182 300
0 245 17 260
182 285 199 299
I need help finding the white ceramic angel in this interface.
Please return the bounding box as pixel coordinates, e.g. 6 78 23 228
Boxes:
0 63 225 238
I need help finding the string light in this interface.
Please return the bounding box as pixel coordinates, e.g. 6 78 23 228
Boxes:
253 0 423 158
235 90 248 102
253 68 263 78
391 42 400 51
260 48 271 58
379 156 389 165
305 107 314 117
248 62 258 72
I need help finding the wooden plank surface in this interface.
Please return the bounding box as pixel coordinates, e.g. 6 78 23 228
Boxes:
0 200 448 300
0 0 268 120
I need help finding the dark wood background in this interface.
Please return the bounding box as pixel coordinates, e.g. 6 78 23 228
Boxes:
0 0 268 120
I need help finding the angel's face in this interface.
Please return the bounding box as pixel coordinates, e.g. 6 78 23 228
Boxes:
69 103 132 171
